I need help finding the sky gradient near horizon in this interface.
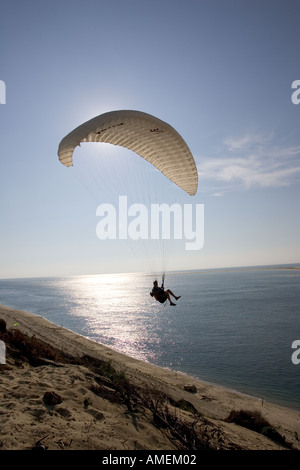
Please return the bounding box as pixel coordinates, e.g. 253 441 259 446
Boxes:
0 0 299 278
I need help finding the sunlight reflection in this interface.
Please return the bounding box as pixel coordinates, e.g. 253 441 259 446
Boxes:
58 273 161 362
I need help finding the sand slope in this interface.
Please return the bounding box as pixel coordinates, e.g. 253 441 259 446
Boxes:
0 305 299 451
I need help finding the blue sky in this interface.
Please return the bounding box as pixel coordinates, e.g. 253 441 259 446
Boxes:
0 0 299 278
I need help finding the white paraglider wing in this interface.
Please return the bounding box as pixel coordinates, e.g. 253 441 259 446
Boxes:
58 110 198 196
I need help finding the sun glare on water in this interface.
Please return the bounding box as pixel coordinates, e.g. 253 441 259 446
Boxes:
62 273 158 362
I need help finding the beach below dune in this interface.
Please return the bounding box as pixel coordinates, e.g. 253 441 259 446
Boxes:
0 304 299 451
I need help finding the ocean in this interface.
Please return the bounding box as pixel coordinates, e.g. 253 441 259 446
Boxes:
0 265 299 411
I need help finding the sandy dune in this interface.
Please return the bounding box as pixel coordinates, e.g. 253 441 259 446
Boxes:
0 304 299 451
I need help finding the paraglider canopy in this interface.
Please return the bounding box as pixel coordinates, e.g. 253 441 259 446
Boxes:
58 110 198 196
